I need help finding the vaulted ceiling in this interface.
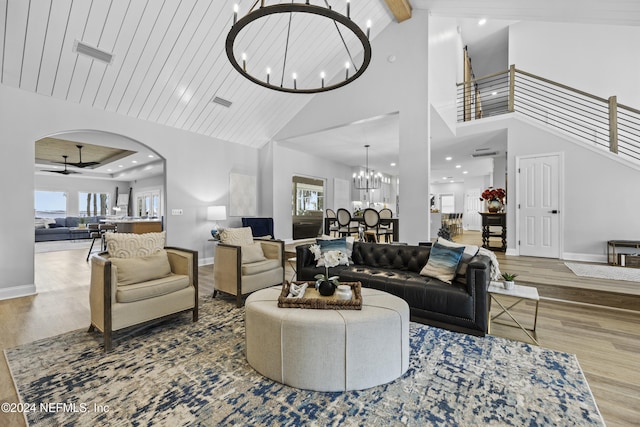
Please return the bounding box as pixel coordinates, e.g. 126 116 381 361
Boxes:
3 0 640 182
0 0 393 148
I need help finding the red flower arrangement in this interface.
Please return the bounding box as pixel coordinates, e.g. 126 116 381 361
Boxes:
480 187 506 202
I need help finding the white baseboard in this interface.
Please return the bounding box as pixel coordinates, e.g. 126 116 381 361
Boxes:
200 257 213 266
0 284 37 301
506 248 518 256
562 252 607 263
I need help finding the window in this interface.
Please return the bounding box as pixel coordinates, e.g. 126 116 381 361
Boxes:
135 190 161 217
79 192 111 216
440 194 455 213
34 191 67 218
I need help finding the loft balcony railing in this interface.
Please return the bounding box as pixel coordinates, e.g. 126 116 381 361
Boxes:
456 65 640 163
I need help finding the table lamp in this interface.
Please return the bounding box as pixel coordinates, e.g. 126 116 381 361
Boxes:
207 206 227 239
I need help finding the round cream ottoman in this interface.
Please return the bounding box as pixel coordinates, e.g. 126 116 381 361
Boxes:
245 285 410 392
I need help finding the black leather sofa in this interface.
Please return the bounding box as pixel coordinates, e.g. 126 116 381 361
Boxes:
296 241 491 336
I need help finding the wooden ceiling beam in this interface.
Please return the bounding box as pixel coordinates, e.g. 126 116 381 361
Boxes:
383 0 413 23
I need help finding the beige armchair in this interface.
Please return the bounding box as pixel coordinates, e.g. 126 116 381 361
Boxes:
213 239 284 307
89 247 198 352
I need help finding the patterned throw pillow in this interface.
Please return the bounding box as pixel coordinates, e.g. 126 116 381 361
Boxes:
419 242 465 284
106 231 166 258
436 237 479 281
218 227 254 247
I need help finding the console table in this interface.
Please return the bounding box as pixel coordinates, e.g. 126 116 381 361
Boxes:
607 240 640 266
479 212 506 251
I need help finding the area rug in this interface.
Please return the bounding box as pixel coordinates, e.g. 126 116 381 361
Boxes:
565 261 640 282
5 296 603 426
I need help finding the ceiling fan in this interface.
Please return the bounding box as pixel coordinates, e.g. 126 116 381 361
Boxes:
44 155 80 175
66 144 100 168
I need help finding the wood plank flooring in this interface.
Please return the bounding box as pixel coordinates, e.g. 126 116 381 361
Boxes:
1 240 639 426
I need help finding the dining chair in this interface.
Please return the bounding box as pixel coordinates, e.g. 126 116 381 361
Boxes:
378 208 394 242
336 208 359 238
362 208 381 242
326 209 339 237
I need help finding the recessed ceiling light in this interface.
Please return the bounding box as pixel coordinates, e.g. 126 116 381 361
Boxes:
118 165 124 168
491 91 497 96
455 164 461 168
442 176 448 180
478 18 487 26
450 180 455 183
463 171 468 174
132 160 138 164
148 154 154 158
445 156 452 161
107 169 112 172
390 162 396 167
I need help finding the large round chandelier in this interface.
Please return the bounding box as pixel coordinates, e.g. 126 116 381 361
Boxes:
226 1 373 94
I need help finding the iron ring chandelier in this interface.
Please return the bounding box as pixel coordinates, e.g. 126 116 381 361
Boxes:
226 1 373 94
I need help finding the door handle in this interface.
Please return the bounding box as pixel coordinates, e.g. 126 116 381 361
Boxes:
549 210 559 214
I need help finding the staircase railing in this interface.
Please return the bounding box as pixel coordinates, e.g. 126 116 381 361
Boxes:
456 65 640 163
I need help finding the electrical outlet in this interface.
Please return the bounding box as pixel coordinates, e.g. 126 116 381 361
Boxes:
171 209 183 215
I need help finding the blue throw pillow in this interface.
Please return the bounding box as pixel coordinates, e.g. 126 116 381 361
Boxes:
316 238 347 253
419 242 465 284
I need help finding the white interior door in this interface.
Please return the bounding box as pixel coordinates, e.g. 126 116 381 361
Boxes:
464 189 482 231
518 155 561 258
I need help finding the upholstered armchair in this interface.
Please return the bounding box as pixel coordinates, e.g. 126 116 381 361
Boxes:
88 232 198 352
213 227 284 307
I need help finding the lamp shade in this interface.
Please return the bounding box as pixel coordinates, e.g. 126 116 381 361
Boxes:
207 206 227 221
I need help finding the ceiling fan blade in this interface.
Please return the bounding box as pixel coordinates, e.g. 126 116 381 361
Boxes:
44 154 81 174
66 161 100 168
71 145 100 168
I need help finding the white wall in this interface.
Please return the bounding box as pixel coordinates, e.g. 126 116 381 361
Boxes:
509 22 640 108
428 16 462 134
0 85 257 299
507 118 640 260
275 11 432 244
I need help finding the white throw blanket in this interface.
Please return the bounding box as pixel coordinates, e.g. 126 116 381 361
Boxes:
478 247 502 281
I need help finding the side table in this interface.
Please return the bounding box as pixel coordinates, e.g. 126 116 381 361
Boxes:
488 281 540 345
479 212 506 251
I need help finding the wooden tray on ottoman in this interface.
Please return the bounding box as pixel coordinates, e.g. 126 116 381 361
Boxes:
278 281 362 310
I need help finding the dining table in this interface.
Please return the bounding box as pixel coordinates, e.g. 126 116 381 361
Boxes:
324 216 399 242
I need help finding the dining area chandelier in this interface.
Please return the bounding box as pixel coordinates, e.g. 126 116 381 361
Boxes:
353 144 382 191
226 1 373 94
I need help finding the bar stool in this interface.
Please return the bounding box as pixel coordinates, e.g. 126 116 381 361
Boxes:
86 223 102 261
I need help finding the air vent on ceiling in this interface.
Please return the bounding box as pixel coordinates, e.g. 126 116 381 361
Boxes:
73 40 114 64
471 151 499 158
211 96 233 108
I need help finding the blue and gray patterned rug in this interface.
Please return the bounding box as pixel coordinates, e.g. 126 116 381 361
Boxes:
5 295 603 426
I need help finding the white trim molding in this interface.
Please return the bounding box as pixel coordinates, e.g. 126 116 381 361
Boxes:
0 284 37 301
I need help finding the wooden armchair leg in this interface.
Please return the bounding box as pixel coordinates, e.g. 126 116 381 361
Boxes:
104 329 112 353
88 324 96 332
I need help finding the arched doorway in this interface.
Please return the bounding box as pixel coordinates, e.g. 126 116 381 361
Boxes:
33 130 166 285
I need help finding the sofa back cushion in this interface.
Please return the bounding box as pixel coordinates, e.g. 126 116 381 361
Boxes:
351 242 431 273
66 217 80 227
110 250 172 286
106 231 166 258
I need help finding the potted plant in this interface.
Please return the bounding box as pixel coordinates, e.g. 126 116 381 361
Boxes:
78 217 87 229
309 245 347 296
501 272 518 290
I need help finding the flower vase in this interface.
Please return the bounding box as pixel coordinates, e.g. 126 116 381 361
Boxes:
317 280 336 296
487 199 503 213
